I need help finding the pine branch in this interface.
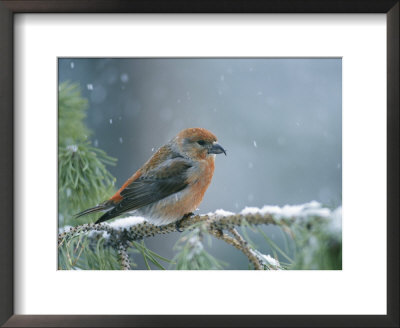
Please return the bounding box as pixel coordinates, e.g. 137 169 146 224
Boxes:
58 212 278 248
117 243 130 270
58 82 117 227
228 228 264 270
58 202 341 270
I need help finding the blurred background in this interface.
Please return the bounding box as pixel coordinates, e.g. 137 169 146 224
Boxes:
58 58 342 269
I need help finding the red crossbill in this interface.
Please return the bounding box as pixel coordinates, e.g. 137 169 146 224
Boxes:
76 128 226 227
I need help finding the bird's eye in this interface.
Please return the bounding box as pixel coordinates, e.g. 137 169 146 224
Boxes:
197 140 206 146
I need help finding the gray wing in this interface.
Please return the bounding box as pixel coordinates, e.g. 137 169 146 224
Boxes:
95 158 192 223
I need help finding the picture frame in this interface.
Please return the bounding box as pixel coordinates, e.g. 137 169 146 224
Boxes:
0 0 398 327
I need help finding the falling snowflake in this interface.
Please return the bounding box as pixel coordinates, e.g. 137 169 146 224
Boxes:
120 73 129 83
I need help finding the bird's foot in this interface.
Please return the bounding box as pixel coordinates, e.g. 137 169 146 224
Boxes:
175 212 194 232
215 228 224 238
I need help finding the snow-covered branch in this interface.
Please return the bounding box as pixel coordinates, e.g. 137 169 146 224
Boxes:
58 201 341 270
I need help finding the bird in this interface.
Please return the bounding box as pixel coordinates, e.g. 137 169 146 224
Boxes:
75 127 226 228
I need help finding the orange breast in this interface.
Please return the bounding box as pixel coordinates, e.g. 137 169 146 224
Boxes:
160 157 215 217
186 157 215 210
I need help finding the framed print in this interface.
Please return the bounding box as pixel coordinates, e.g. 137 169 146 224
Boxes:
0 0 398 327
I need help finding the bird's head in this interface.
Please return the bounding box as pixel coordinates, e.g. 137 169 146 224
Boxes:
173 127 226 160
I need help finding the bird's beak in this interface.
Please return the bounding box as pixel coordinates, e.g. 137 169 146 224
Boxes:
208 142 226 156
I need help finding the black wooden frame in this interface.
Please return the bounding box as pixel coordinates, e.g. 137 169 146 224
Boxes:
0 1 398 327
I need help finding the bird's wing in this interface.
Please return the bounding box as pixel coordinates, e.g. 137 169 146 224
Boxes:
96 157 192 223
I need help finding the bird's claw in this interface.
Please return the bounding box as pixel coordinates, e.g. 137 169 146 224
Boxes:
216 228 224 237
175 221 184 232
175 212 194 232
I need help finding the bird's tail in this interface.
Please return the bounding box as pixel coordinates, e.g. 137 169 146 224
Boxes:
74 202 112 219
94 211 116 224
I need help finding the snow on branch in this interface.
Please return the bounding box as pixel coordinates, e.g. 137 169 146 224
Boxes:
59 201 340 246
58 201 341 270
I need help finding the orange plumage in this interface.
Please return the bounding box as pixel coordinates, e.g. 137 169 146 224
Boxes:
76 128 226 226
